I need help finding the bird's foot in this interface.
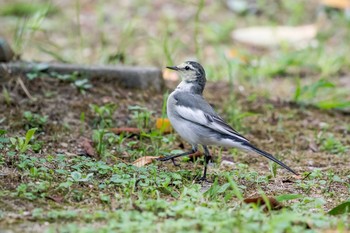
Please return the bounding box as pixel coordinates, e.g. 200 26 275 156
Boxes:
196 176 212 184
171 158 180 167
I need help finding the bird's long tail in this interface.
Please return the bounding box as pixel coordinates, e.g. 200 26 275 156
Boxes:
242 142 298 175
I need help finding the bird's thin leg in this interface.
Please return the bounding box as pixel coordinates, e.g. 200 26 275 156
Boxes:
158 145 198 164
199 145 211 181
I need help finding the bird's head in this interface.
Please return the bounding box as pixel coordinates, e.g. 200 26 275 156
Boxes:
167 61 206 94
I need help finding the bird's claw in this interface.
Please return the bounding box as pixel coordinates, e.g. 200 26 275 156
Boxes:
196 176 211 183
171 158 181 167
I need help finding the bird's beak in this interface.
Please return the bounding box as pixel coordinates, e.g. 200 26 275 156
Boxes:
166 66 179 71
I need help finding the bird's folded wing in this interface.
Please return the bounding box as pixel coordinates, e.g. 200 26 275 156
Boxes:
174 104 249 142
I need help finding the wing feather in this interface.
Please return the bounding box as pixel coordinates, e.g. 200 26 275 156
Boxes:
174 105 249 142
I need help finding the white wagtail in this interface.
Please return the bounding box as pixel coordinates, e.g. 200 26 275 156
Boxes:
159 61 298 181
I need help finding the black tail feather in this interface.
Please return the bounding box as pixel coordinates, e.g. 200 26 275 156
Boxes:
243 142 298 175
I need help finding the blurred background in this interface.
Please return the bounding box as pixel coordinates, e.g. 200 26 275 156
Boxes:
0 0 350 108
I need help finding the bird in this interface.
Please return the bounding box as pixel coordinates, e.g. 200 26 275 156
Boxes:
159 61 298 181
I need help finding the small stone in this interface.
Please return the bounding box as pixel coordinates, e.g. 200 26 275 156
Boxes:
0 38 14 62
220 160 236 170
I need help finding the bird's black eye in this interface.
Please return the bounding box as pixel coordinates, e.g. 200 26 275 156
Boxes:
185 66 190 70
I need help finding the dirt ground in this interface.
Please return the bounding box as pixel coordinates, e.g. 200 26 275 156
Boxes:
1 75 349 195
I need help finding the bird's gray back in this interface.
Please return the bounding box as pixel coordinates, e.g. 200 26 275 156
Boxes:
172 91 218 116
167 90 249 144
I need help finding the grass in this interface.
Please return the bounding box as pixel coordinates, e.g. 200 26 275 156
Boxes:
0 2 58 17
1 0 350 232
0 131 349 232
1 91 349 232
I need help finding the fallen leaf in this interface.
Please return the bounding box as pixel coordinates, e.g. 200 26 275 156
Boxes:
188 150 204 161
109 127 141 135
220 160 236 170
321 0 350 9
133 156 160 167
309 141 318 152
156 118 173 133
232 24 317 49
79 137 97 158
328 201 350 215
244 196 283 210
101 96 113 104
65 152 78 157
226 48 248 63
163 69 179 81
46 195 64 203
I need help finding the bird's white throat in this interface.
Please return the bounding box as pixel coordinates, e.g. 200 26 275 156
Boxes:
176 81 196 92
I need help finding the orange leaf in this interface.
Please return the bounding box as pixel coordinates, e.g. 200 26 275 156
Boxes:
163 69 179 81
188 151 203 161
156 118 173 133
109 127 141 135
321 0 350 9
79 137 97 158
244 196 282 210
133 156 160 167
226 48 248 63
46 195 64 203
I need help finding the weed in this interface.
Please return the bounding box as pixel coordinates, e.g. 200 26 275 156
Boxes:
80 112 85 134
318 133 349 155
2 87 12 106
27 70 93 93
50 72 92 93
293 78 350 111
129 105 153 129
0 2 57 17
92 129 106 156
223 95 255 132
13 5 51 54
0 129 9 149
9 128 37 153
23 111 47 130
70 171 94 182
73 78 93 93
107 22 136 64
16 181 49 200
90 103 117 128
194 0 205 59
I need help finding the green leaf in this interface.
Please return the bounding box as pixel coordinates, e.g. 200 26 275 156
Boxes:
225 173 243 201
316 100 350 110
276 194 303 202
25 128 37 142
100 194 110 203
293 78 301 102
0 137 9 143
20 128 37 153
328 201 350 216
10 137 17 146
0 129 7 136
71 171 82 181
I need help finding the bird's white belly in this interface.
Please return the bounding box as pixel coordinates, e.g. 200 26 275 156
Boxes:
167 113 200 145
